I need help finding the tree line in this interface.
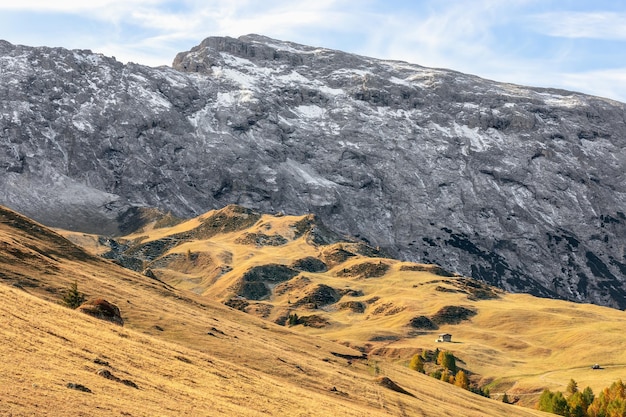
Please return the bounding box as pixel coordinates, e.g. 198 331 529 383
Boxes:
408 348 490 398
538 378 626 417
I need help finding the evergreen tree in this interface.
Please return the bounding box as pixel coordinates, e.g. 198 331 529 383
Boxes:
566 379 579 396
409 354 425 373
62 280 85 309
287 313 299 326
551 391 569 415
429 370 442 380
537 390 568 416
440 369 454 384
502 392 510 404
438 351 457 373
567 391 586 417
440 369 450 382
454 370 469 390
582 386 594 407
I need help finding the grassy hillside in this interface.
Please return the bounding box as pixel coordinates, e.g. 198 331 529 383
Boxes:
1 205 551 416
58 205 626 409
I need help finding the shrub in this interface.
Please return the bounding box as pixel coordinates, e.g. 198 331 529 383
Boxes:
429 370 442 380
408 354 425 373
63 281 85 309
470 386 490 398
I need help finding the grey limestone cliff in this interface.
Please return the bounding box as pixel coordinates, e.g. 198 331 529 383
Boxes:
1 35 625 307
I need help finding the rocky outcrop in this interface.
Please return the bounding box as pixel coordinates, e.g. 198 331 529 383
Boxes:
77 299 123 325
1 35 625 307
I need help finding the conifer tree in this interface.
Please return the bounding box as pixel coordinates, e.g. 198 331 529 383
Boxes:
62 280 85 309
566 392 586 417
566 378 579 396
429 370 442 380
454 370 469 390
440 369 452 383
287 313 299 326
438 351 457 373
502 392 510 404
537 389 568 415
582 386 594 407
588 380 626 417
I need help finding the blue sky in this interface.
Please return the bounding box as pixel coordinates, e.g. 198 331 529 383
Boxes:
1 0 625 102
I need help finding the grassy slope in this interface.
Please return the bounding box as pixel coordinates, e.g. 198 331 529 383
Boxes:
0 205 550 416
78 206 626 409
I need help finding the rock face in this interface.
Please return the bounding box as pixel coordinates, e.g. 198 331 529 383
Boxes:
0 35 625 307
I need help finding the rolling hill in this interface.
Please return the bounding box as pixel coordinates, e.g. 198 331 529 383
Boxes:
1 204 557 416
58 204 626 409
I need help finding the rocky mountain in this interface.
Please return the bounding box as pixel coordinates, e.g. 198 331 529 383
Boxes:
0 35 625 307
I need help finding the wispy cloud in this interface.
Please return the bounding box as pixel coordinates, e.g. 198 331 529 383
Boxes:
0 0 162 10
0 1 624 102
530 12 626 40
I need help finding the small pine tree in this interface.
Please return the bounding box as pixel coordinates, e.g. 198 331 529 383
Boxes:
441 369 452 383
409 354 425 373
502 392 510 404
287 313 299 326
62 280 85 309
566 378 579 396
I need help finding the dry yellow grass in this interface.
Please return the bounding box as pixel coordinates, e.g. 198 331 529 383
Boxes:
78 206 626 410
1 205 551 416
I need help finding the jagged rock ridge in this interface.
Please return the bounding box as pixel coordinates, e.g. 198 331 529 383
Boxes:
0 35 625 307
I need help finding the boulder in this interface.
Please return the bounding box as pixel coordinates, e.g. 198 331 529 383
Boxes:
77 299 124 325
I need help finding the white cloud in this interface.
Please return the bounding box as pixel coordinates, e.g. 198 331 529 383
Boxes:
530 12 626 40
0 0 162 10
0 0 624 102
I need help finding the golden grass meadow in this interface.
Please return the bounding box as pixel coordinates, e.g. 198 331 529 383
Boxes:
3 204 625 415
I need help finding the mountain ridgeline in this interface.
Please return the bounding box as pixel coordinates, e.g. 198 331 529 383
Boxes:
0 35 625 307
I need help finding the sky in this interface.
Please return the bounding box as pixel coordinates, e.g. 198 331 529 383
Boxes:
1 0 625 103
